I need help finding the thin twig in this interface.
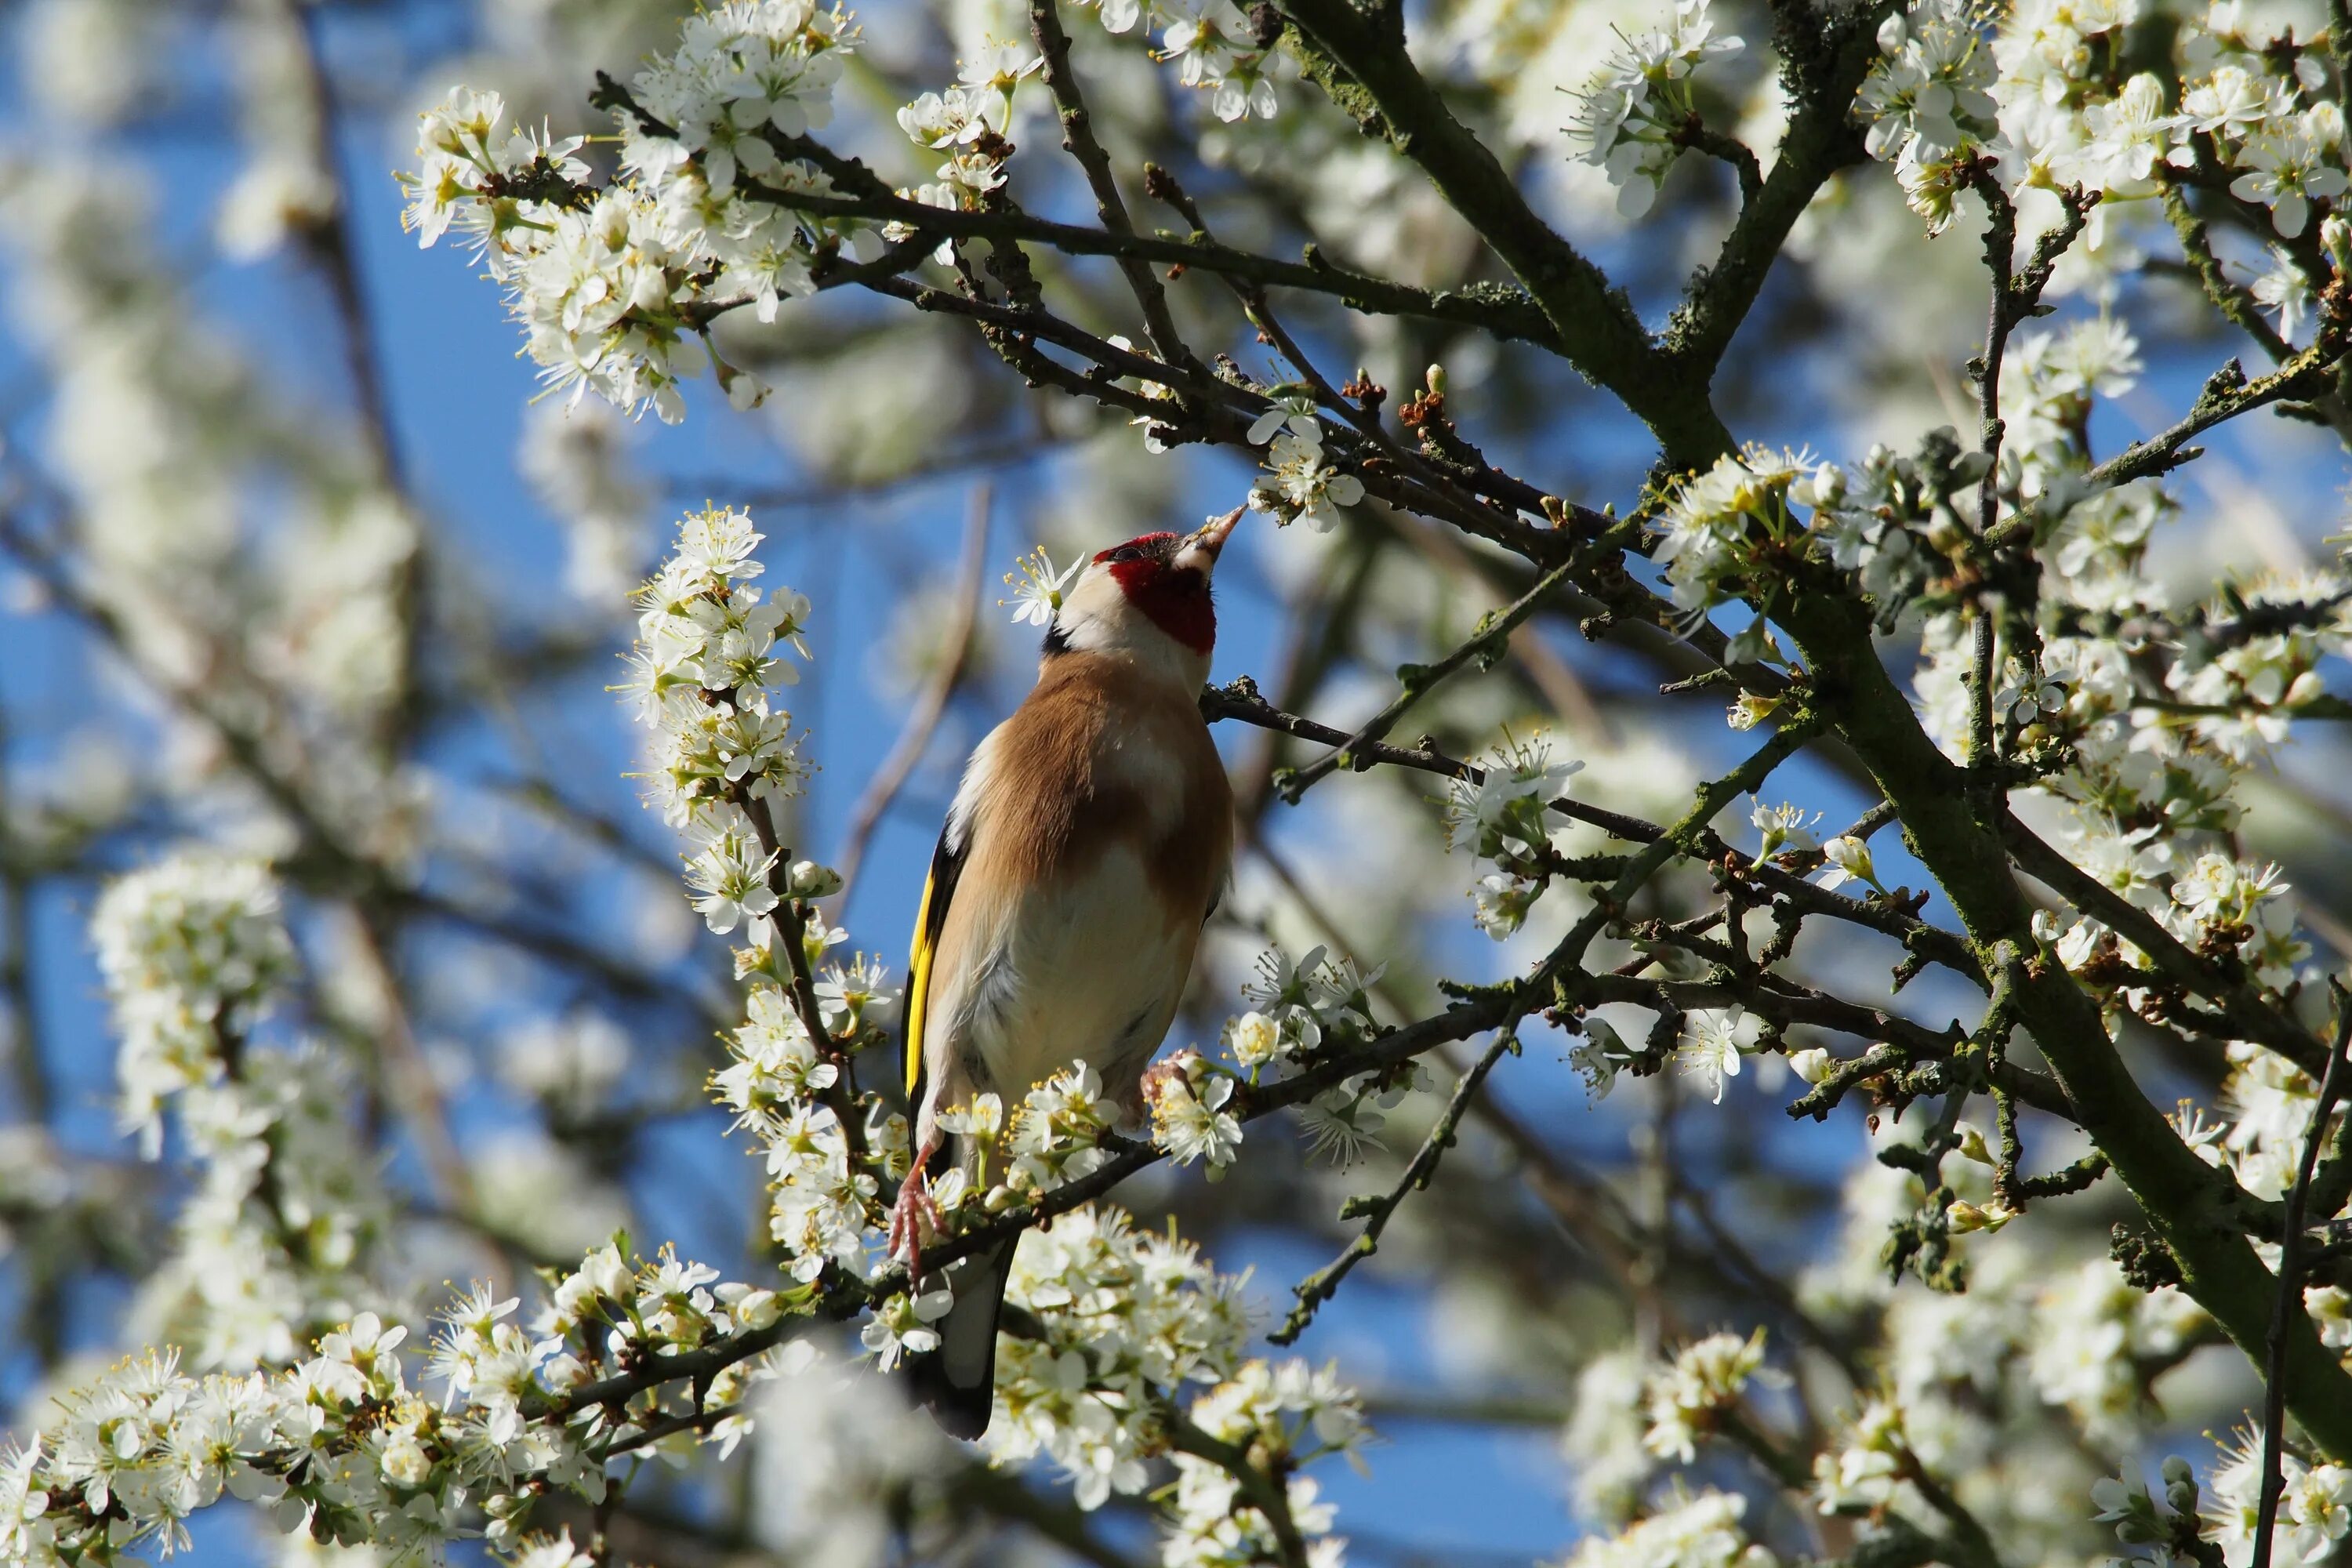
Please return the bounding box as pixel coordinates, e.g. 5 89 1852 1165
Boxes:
724 165 1566 350
2002 812 2332 1077
1277 558 1577 801
833 485 991 911
350 906 479 1218
737 791 868 1166
1964 167 2019 775
1204 677 1979 978
1269 1029 1520 1344
2252 985 2352 1568
1028 0 1193 369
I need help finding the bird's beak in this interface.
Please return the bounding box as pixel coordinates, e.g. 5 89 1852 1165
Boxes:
1177 506 1246 574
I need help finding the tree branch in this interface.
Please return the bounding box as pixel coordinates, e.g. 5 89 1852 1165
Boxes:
737 176 1565 349
2252 989 2352 1568
1269 0 1722 460
832 485 990 911
1771 584 2352 1461
1269 1028 1520 1344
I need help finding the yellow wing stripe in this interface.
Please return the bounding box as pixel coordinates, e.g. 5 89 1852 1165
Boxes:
905 864 939 1099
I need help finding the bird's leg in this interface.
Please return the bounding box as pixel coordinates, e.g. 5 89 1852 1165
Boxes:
888 1135 946 1283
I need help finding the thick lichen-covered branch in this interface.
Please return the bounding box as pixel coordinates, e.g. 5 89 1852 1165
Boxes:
1268 0 1732 460
1772 585 2352 1461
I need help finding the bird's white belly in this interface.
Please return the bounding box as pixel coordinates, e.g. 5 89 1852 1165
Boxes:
966 843 1191 1103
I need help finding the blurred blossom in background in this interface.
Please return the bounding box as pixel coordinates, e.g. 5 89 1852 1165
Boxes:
4 0 2352 1563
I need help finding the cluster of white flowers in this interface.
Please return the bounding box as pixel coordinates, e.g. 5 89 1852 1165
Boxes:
86 859 385 1372
742 1342 954 1562
1858 0 2352 246
1566 0 1745 216
1065 0 1282 122
893 43 1040 236
2202 1431 2352 1566
1245 400 1367 532
1443 729 1584 938
1811 1397 1925 1517
1561 1348 1656 1522
1641 1327 1770 1464
1145 934 1432 1174
626 506 813 847
1651 445 1836 623
1143 1048 1245 1173
2170 1038 2340 1203
627 507 911 1301
1002 1063 1121 1195
135 1037 392 1374
985 1207 1247 1502
401 5 858 421
1167 1359 1361 1568
982 1203 1368 1559
0 1239 803 1566
1234 946 1406 1163
405 0 1306 426
2165 573 2350 759
2026 1257 2208 1436
1858 0 1998 172
1558 1487 1777 1568
89 855 296 1149
1774 1129 2237 1560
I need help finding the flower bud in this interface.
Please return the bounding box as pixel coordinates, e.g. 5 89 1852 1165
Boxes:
1823 834 1880 890
1947 1198 2016 1233
1793 460 1846 509
2326 213 2352 274
1954 1120 1994 1164
789 859 843 898
2162 1456 2199 1514
1230 1009 1282 1068
730 1288 781 1330
724 366 772 412
380 1432 433 1488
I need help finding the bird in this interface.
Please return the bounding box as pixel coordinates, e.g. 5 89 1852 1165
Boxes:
892 507 1242 1438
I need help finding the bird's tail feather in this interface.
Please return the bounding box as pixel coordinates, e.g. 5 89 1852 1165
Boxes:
907 1232 1018 1439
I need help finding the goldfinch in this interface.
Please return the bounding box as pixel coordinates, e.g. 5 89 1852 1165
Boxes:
895 508 1243 1437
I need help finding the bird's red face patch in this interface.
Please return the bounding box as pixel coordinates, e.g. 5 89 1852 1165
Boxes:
1097 532 1214 655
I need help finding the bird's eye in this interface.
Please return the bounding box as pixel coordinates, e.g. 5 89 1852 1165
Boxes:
1108 544 1145 563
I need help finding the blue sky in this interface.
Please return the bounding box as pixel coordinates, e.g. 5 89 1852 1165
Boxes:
6 2 2351 1560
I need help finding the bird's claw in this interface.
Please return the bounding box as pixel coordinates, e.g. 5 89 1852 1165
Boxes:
888 1164 946 1285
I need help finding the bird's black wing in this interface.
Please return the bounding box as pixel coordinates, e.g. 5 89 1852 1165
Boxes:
902 819 967 1109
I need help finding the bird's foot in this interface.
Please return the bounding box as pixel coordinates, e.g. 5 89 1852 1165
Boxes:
887 1163 945 1284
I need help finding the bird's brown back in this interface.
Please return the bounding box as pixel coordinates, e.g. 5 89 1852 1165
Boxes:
971 651 1232 927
